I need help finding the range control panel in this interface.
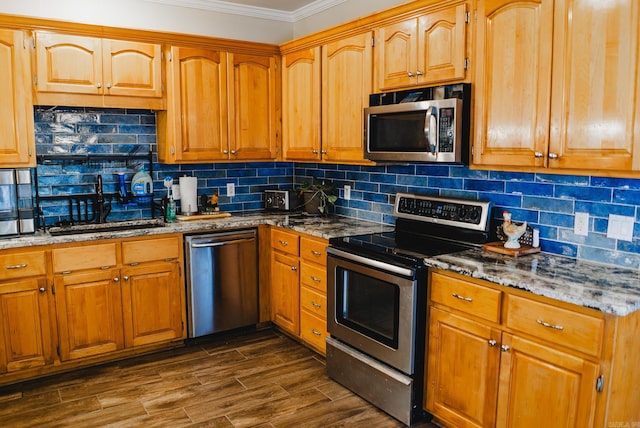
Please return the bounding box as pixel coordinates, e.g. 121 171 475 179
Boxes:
395 193 492 232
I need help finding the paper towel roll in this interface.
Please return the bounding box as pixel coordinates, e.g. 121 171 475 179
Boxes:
179 176 198 215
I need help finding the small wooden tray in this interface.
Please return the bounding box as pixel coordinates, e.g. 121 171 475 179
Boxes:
482 241 541 256
176 212 231 221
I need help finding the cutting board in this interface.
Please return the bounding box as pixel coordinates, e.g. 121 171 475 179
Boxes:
482 241 540 256
176 212 231 221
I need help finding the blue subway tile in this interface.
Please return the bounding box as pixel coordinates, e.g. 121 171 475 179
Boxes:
506 181 554 197
523 196 573 213
555 185 611 202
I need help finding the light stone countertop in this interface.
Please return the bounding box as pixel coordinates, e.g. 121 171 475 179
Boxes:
424 247 640 316
0 212 393 250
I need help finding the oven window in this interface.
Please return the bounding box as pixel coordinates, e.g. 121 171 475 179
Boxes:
336 267 400 349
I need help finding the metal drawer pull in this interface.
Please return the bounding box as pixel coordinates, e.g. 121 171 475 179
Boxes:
279 240 288 246
101 266 112 270
311 250 322 256
310 276 322 283
501 345 510 352
311 328 322 336
452 292 473 302
6 263 27 269
537 319 564 330
291 266 297 271
311 300 322 308
488 339 497 347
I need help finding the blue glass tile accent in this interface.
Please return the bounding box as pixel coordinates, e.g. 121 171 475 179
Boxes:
613 189 640 205
575 201 635 217
466 179 504 192
539 212 574 229
506 181 554 197
555 185 611 202
523 196 573 213
537 174 590 185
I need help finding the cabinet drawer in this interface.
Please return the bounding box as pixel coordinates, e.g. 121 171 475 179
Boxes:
52 243 117 273
0 250 46 279
271 228 299 256
301 285 326 319
505 294 604 357
122 236 180 265
300 236 328 265
430 272 502 323
300 262 326 292
300 309 328 353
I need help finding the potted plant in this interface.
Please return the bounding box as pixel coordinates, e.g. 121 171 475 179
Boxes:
297 179 338 216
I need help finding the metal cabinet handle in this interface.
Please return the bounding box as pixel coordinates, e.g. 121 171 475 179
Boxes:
537 319 564 331
311 328 322 336
452 292 473 302
321 150 327 154
97 83 102 88
488 339 497 347
416 70 423 76
5 263 27 269
311 250 322 256
113 277 119 282
291 266 297 271
501 345 510 352
311 300 322 309
279 240 288 246
534 151 544 158
310 276 322 283
548 153 559 159
39 287 46 293
101 266 113 270
106 83 112 89
123 276 129 281
408 72 414 77
312 150 318 154
223 149 228 154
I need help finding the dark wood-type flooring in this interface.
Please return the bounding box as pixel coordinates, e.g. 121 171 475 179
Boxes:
0 328 438 427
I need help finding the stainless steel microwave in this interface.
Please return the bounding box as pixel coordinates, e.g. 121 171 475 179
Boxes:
364 84 470 163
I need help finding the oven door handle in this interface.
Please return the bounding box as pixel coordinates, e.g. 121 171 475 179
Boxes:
326 247 415 278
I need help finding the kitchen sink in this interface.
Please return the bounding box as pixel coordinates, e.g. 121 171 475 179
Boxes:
47 218 166 236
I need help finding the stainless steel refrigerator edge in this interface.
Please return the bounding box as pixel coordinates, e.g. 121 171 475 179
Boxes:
184 229 259 338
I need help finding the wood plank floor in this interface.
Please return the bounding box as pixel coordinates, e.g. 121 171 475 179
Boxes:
0 329 438 427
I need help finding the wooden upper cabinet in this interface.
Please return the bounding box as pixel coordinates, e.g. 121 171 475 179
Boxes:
158 46 229 163
473 0 554 169
548 0 640 171
34 32 163 108
282 47 321 161
473 0 640 174
375 2 468 91
0 29 35 167
227 53 278 160
322 32 373 163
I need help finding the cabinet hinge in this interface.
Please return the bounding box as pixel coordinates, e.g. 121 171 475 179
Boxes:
464 58 469 70
51 284 56 295
465 11 470 23
596 375 604 392
371 37 375 47
167 52 172 62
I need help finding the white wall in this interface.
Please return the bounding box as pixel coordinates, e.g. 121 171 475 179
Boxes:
0 0 412 44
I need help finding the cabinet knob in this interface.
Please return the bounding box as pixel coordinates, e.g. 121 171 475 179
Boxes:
223 149 228 154
548 153 559 159
416 70 423 76
231 150 236 155
97 83 102 88
534 151 544 158
321 150 327 154
39 287 46 293
290 266 297 271
106 83 112 89
113 277 119 282
408 72 414 77
123 276 129 281
488 339 497 347
500 344 510 352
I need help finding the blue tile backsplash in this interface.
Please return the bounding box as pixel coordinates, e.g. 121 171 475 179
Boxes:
34 106 640 269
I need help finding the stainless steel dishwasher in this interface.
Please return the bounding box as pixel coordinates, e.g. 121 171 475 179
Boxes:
184 229 258 338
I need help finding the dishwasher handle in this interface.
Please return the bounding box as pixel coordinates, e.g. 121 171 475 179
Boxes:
191 237 255 248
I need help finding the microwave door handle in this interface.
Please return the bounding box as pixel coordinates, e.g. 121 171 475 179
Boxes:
424 106 438 156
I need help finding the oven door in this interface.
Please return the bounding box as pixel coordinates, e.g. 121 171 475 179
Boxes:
327 247 423 375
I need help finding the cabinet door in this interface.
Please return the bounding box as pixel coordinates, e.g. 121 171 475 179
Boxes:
0 278 52 373
270 251 299 335
322 32 373 163
227 53 278 160
54 269 124 361
121 261 183 347
34 32 103 95
374 18 418 90
103 39 163 99
0 30 35 167
548 0 640 171
496 334 599 428
161 46 229 162
426 307 501 428
473 0 554 168
418 2 467 84
282 47 321 161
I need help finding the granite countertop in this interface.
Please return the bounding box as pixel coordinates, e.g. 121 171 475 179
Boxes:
424 247 640 316
0 212 393 250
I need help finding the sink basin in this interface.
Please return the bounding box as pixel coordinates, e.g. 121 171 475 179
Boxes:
47 219 166 236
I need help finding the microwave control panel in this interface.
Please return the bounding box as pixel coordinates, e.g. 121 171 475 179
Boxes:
438 107 455 153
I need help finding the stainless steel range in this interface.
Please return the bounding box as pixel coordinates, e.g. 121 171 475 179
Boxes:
326 192 493 426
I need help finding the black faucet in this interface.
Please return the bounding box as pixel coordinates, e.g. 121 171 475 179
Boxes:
96 175 111 223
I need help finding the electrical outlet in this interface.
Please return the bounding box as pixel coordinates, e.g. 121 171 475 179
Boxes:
574 212 589 236
344 185 351 200
226 182 235 197
607 214 635 241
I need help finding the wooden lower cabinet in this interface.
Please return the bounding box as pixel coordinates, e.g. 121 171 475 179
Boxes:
426 269 639 428
270 250 300 336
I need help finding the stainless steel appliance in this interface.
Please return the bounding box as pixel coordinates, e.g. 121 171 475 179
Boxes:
264 189 299 211
364 83 470 163
0 169 35 237
326 193 492 426
184 229 259 338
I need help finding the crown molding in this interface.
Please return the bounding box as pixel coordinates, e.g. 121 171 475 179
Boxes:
142 0 347 22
